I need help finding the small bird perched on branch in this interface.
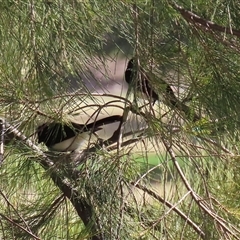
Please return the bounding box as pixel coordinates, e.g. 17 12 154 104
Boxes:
125 58 200 121
125 59 160 104
37 57 199 152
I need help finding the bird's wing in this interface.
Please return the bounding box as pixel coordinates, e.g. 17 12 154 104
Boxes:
66 94 130 124
65 93 147 136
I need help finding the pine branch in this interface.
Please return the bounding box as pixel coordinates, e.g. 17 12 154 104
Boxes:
4 121 102 239
0 213 41 240
162 137 240 239
171 2 240 38
4 119 151 239
130 182 205 238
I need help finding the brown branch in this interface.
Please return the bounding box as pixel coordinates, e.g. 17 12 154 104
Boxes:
0 213 41 240
171 2 240 38
4 122 102 240
4 122 55 169
162 138 240 239
0 189 33 233
21 93 133 105
130 182 205 238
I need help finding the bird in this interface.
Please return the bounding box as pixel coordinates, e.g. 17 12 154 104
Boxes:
125 58 200 121
125 58 179 105
125 58 159 104
37 114 124 152
37 93 146 152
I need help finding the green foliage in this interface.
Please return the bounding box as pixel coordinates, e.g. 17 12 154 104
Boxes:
1 0 240 239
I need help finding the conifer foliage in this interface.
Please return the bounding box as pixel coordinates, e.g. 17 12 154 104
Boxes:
0 1 240 239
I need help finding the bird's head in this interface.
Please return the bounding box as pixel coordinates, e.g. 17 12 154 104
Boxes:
124 58 159 104
125 58 135 85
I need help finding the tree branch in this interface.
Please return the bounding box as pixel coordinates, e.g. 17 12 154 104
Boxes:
162 137 240 239
4 121 102 240
171 2 240 38
130 182 205 238
0 213 40 240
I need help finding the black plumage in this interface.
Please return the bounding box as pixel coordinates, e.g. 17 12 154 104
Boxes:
125 58 199 121
125 59 159 103
37 115 123 151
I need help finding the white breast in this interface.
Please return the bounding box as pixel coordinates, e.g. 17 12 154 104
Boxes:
50 121 122 152
94 121 121 140
49 132 90 152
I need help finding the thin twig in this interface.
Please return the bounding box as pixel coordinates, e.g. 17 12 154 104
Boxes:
0 189 33 233
197 136 234 155
32 194 65 228
0 213 41 240
130 182 205 238
162 138 240 239
0 118 4 164
171 2 240 38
